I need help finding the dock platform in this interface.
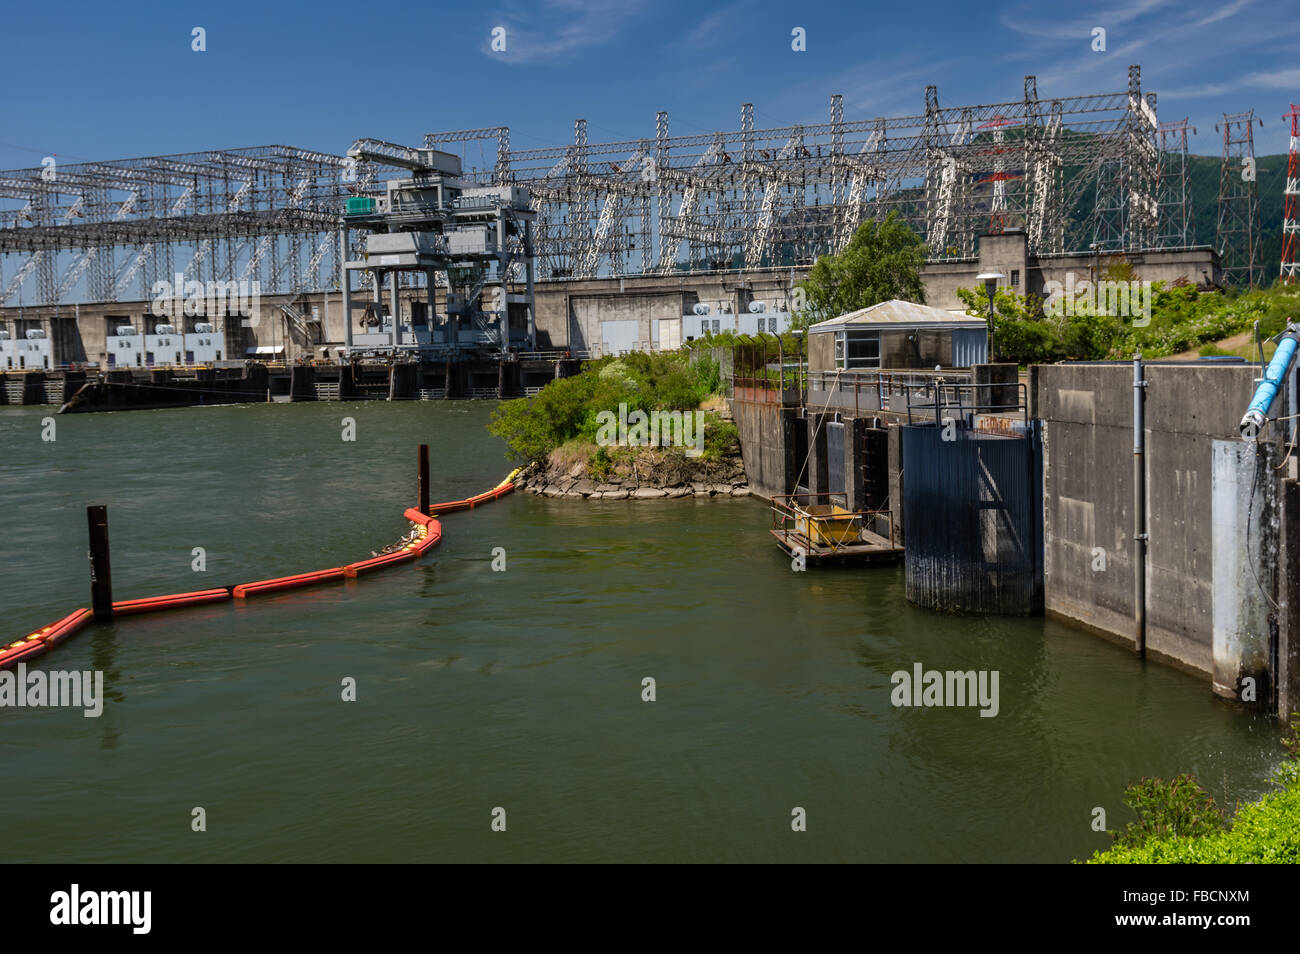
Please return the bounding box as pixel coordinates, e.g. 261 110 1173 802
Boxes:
769 494 904 566
770 528 903 565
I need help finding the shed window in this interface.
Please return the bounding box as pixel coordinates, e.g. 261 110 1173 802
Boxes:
836 330 881 370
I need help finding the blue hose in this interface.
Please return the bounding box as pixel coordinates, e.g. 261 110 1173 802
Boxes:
1239 328 1299 439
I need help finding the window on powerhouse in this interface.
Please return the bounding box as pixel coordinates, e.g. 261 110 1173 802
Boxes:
835 330 881 369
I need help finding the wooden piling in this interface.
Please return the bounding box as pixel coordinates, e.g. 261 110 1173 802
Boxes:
87 505 113 620
418 444 430 516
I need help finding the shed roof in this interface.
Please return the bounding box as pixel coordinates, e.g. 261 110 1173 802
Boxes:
808 299 986 333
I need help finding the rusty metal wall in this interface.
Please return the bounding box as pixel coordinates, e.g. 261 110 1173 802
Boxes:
902 423 1043 615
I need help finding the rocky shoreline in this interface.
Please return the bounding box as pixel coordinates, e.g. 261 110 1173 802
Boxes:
514 453 751 500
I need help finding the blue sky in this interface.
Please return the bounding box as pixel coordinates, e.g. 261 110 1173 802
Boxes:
2 0 1298 170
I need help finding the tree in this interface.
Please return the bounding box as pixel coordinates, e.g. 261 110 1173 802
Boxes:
793 213 927 328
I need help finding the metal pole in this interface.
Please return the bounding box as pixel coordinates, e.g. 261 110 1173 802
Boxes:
986 286 996 362
87 505 113 621
1133 353 1147 657
418 444 430 515
341 228 353 352
777 334 784 396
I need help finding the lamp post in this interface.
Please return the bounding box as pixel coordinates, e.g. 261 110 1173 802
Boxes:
792 328 805 407
975 271 1004 363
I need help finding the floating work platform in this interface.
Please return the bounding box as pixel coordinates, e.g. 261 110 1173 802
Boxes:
770 495 903 566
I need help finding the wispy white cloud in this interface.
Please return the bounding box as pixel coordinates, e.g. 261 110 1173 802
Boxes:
1028 38 1151 92
1159 67 1300 99
1192 0 1253 27
483 0 649 63
998 0 1174 41
686 1 754 48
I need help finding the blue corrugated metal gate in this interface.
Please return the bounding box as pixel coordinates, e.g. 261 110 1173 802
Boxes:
902 423 1043 615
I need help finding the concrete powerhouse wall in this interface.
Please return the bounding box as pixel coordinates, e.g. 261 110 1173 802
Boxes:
3 234 1218 365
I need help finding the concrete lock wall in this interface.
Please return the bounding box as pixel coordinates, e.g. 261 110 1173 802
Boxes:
1280 480 1300 721
1036 362 1287 692
731 398 798 500
1210 441 1280 705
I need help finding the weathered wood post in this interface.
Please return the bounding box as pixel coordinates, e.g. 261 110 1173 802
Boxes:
418 444 430 516
87 505 113 620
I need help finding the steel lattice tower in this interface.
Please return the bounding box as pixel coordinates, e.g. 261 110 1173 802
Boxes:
0 66 1177 306
1217 110 1263 287
1281 104 1300 282
1157 118 1195 247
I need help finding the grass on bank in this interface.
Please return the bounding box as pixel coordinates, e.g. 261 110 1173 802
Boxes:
1085 714 1300 863
487 350 739 467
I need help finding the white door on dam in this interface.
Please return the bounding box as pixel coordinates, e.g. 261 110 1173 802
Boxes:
657 318 681 351
600 319 640 355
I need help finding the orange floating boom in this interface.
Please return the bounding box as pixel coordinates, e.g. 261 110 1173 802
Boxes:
40 608 95 649
0 640 48 668
343 549 418 577
233 568 347 599
111 588 232 617
7 468 516 667
0 608 95 671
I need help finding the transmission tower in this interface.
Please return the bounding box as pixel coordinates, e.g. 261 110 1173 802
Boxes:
1216 110 1263 286
1281 104 1300 282
1157 118 1195 247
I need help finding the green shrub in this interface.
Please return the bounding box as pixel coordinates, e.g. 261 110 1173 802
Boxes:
1108 775 1226 850
702 417 739 460
957 282 1300 364
487 351 729 463
589 445 613 482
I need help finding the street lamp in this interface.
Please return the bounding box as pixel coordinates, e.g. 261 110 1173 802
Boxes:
791 328 805 406
975 271 1004 363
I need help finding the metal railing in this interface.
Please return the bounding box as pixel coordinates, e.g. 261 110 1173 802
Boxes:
770 493 896 553
516 349 592 361
904 380 1028 428
805 368 975 415
732 374 804 405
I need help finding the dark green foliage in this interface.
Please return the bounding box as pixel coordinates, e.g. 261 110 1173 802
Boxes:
588 445 613 482
1108 775 1226 850
1087 714 1300 864
794 213 927 327
702 418 739 459
958 280 1300 364
487 351 726 463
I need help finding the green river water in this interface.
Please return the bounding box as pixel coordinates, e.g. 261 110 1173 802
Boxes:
0 401 1286 863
